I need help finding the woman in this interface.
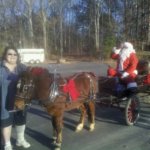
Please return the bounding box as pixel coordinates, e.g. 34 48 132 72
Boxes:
0 46 31 150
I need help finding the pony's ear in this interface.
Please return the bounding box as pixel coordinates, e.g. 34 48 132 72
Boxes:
28 66 48 76
19 70 28 78
108 65 111 68
27 66 33 72
18 66 32 78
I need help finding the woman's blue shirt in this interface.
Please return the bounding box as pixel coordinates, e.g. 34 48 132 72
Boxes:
0 61 27 120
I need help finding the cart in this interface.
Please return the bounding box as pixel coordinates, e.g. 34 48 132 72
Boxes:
96 60 150 126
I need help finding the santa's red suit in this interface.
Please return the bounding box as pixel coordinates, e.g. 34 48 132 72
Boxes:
107 42 138 89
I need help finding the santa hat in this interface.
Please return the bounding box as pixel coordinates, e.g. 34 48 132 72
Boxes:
122 42 134 50
120 42 135 57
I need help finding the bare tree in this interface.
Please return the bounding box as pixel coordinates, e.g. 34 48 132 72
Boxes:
40 0 47 57
25 0 34 47
94 0 101 52
147 1 150 44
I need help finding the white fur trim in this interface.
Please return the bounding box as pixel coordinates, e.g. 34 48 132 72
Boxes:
118 42 135 71
121 72 129 78
112 47 120 54
133 70 138 75
123 42 133 49
127 82 137 89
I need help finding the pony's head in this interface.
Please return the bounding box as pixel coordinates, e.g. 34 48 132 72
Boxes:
15 67 51 110
15 69 34 110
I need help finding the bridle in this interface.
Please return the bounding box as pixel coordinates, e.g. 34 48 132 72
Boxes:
16 78 35 105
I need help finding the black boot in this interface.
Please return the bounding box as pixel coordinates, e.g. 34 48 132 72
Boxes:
126 87 137 97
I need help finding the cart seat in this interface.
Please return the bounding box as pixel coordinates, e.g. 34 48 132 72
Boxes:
137 59 150 75
98 76 137 98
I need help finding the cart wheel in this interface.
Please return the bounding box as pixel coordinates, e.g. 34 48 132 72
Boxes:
125 95 140 126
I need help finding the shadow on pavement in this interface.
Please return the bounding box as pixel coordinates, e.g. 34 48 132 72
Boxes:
25 127 58 150
136 102 150 130
28 106 51 120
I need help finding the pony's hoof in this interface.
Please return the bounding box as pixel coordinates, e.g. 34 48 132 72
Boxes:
52 141 62 147
75 123 83 132
54 147 61 150
89 123 95 131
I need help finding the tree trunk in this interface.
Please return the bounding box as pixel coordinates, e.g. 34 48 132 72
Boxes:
60 0 63 59
25 0 34 47
41 0 48 58
94 1 100 52
148 3 150 44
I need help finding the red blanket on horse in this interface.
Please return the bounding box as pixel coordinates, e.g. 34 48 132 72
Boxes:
63 79 80 101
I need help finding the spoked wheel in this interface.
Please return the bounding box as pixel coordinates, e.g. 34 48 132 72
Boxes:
125 95 140 126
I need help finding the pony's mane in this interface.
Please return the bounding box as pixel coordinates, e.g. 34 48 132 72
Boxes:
30 67 48 76
65 72 96 81
87 72 97 78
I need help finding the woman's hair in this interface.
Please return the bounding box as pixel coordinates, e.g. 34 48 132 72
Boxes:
1 46 21 63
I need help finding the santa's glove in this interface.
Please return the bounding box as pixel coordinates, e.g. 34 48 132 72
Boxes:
112 47 120 54
121 72 129 79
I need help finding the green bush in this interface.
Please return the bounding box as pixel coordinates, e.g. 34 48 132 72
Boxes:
0 45 4 57
137 51 150 60
103 36 116 59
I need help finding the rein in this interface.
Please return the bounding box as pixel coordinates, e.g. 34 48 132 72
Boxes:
15 79 35 107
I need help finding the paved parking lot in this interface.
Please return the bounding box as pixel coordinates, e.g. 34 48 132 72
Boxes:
10 100 150 150
1 62 150 150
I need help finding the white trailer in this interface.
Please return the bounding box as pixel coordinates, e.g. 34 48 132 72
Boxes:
17 48 45 64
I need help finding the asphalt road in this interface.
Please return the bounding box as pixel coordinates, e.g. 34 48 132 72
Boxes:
30 61 109 76
10 62 150 150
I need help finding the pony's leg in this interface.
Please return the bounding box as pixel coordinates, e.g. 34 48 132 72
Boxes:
52 115 63 147
51 117 57 140
76 104 86 132
86 101 95 131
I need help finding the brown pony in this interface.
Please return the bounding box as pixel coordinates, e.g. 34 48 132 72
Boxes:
15 67 97 148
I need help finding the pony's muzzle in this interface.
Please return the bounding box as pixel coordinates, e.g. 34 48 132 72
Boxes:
14 99 26 110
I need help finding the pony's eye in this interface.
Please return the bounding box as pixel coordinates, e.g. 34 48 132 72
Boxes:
23 86 28 91
17 80 21 88
30 80 33 84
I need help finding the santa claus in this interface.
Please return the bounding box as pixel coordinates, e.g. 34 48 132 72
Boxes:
107 42 138 91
